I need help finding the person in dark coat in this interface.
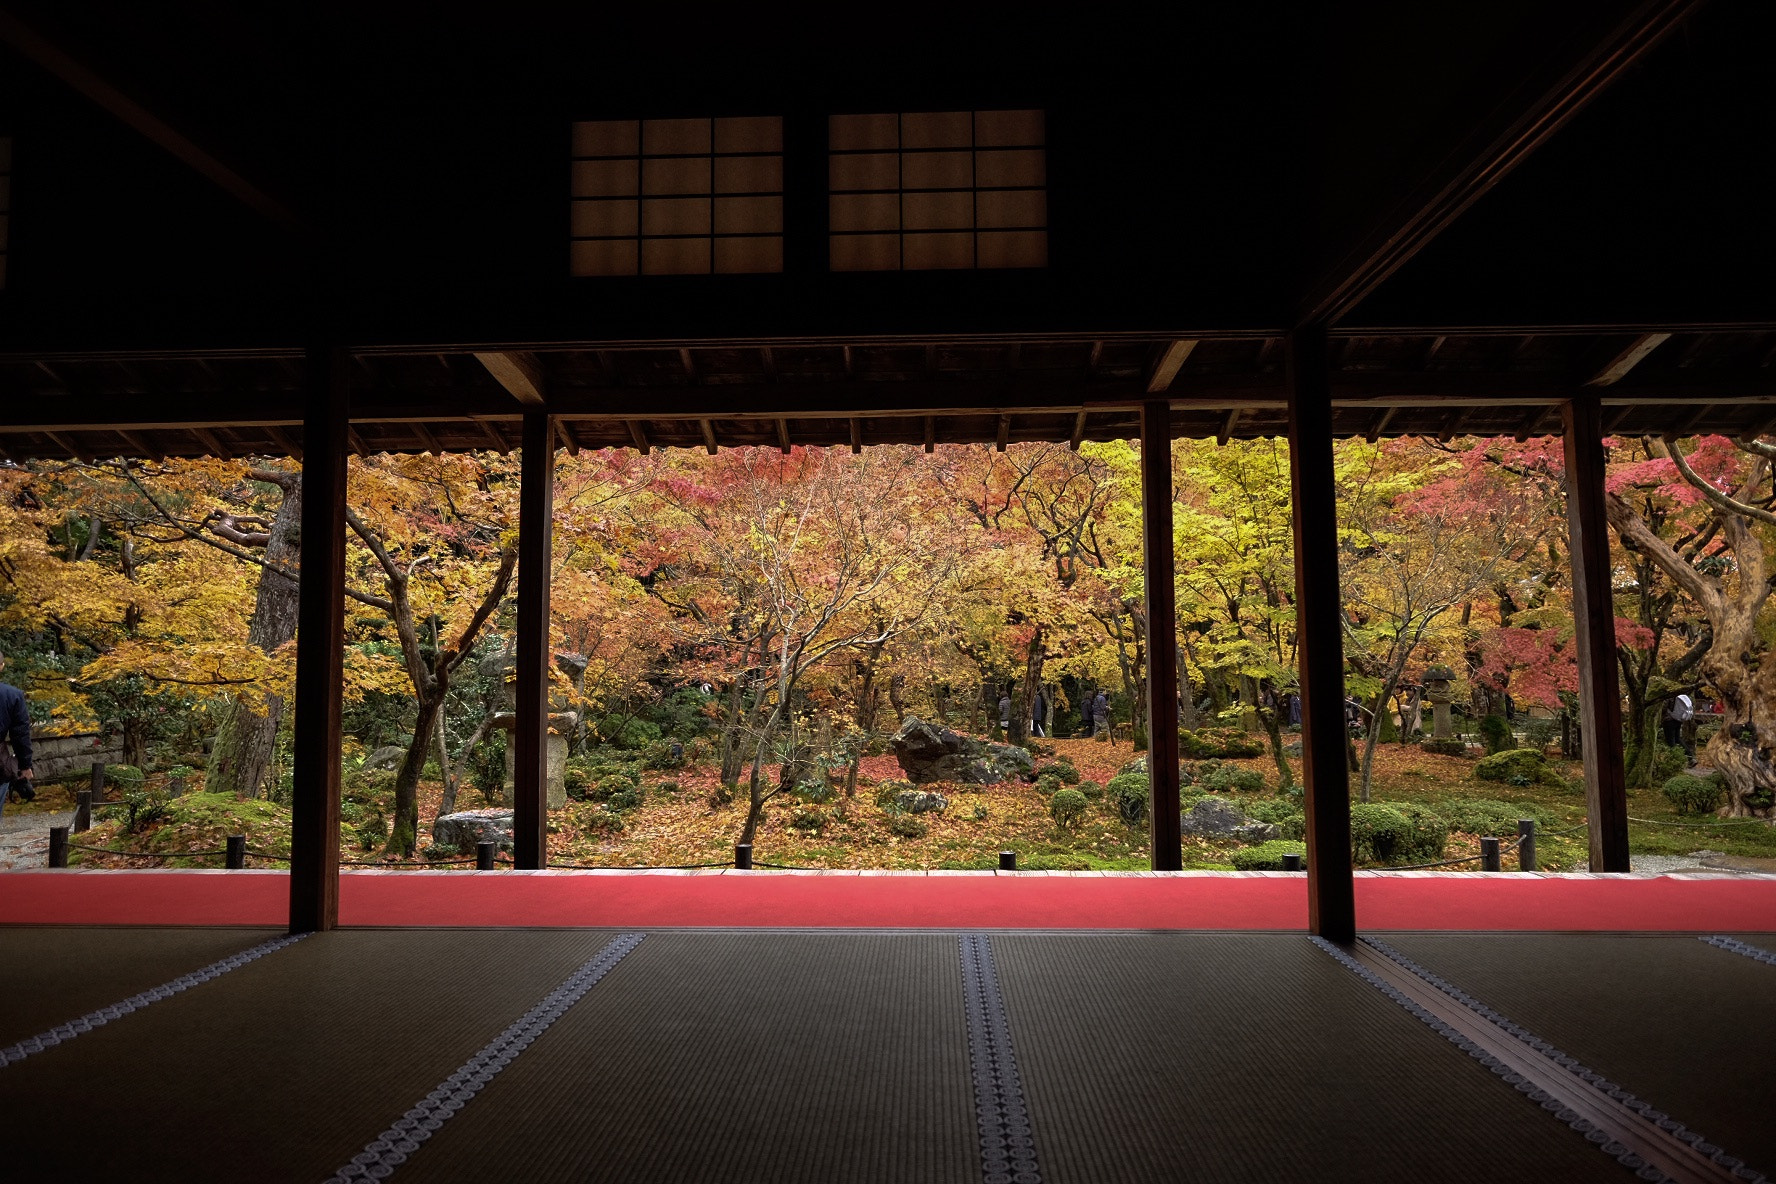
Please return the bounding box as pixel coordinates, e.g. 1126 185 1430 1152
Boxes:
1030 689 1048 738
0 652 35 819
1091 691 1111 741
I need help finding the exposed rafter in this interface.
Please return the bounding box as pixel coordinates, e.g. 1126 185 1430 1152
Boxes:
849 419 862 454
1365 406 1398 444
473 352 546 405
1146 339 1196 393
1217 408 1241 446
1069 410 1087 451
627 420 650 454
776 418 791 454
556 420 580 457
996 414 1011 452
1296 0 1703 326
1586 332 1672 386
699 418 718 455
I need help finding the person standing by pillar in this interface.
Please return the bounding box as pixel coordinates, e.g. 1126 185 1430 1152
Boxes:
0 652 36 819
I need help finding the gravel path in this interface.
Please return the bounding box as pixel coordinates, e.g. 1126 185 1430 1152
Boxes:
0 806 76 871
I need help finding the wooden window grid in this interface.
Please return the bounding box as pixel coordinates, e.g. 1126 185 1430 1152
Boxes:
569 117 784 276
828 110 1047 271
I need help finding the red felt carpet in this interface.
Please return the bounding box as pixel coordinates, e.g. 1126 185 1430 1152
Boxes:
1 869 1773 931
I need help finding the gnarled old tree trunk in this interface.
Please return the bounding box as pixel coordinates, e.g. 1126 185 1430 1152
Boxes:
1606 445 1775 816
206 469 301 798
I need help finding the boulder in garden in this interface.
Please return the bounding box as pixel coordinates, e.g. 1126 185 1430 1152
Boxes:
432 808 515 853
890 717 1034 785
1179 797 1278 843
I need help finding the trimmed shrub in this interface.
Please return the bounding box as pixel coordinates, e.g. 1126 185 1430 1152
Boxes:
889 814 928 839
1230 840 1307 871
1036 773 1063 798
1049 788 1088 830
1662 773 1724 817
1244 798 1306 840
1436 797 1547 836
1350 802 1447 865
1479 714 1515 755
789 808 826 832
1180 726 1265 759
1076 778 1104 800
655 780 681 795
874 779 916 812
604 787 642 812
1035 759 1080 785
642 739 687 771
1202 766 1266 794
104 764 146 791
1474 748 1547 785
1651 743 1691 784
1107 772 1149 824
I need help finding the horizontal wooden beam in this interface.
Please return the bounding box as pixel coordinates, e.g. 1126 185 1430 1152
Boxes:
1146 339 1197 394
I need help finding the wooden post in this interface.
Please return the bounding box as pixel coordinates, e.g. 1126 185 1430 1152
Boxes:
288 344 348 933
89 760 106 804
1561 394 1631 872
1142 400 1183 870
513 409 556 870
1287 326 1356 942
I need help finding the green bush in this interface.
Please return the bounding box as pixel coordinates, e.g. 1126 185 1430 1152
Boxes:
1479 714 1515 755
789 808 826 832
353 816 388 851
1230 840 1307 871
1662 773 1724 817
1244 798 1306 840
1180 726 1265 759
1076 778 1104 800
1435 797 1547 836
874 779 915 812
1474 748 1547 785
970 804 989 821
104 784 173 834
1107 772 1149 824
574 805 625 836
1049 788 1088 830
1035 773 1062 798
1651 743 1691 784
1035 759 1080 785
104 764 146 791
563 758 591 796
467 732 507 804
1202 766 1266 794
1350 802 1447 865
889 814 928 839
655 780 681 795
641 739 687 770
604 787 642 812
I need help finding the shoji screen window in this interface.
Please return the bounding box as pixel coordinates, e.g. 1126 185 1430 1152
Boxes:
0 137 11 289
570 117 783 276
828 110 1046 271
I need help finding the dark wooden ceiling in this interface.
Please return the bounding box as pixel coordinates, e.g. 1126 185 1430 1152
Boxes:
2 327 1770 462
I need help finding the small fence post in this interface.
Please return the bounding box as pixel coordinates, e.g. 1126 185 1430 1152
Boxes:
734 842 753 870
226 834 246 869
476 841 496 871
998 850 1017 871
74 791 92 833
1517 819 1537 872
1281 853 1304 872
48 826 68 868
90 760 107 804
1480 836 1502 872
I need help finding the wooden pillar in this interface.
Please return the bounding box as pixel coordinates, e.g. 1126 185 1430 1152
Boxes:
513 409 556 869
1142 400 1183 870
288 345 348 933
1286 327 1356 942
1561 393 1631 871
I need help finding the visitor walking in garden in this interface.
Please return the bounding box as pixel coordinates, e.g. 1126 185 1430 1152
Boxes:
0 652 35 819
1030 689 1047 737
1664 691 1695 760
998 692 1012 734
1091 690 1111 742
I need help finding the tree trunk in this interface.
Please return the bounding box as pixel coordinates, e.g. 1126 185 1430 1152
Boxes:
1700 613 1776 817
386 688 444 857
206 473 302 798
1012 627 1044 745
719 676 749 789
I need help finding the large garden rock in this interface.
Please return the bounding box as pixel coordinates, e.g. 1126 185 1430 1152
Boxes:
432 808 515 853
1179 797 1278 843
890 717 1034 785
1474 748 1546 784
363 745 408 772
895 789 949 814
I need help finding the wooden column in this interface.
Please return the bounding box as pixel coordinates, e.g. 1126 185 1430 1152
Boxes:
1142 400 1183 870
1286 326 1356 942
513 409 557 869
288 345 347 933
1561 393 1631 871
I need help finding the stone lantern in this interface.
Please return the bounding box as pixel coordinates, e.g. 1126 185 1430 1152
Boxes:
1423 665 1457 742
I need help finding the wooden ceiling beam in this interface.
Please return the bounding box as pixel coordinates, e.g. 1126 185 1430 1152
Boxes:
1365 406 1399 443
1145 339 1197 393
1216 408 1241 446
996 414 1011 452
42 431 85 461
410 421 443 455
190 426 230 458
627 420 651 455
699 418 718 455
924 416 936 454
473 352 546 406
1069 410 1088 451
776 419 791 454
1514 406 1548 442
1436 407 1472 443
1297 0 1702 327
0 9 309 236
476 421 509 453
347 427 370 457
1586 332 1672 386
849 419 863 455
263 425 301 460
555 421 580 457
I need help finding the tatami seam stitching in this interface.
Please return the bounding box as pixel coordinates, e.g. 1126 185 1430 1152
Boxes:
961 934 1041 1184
325 931 646 1183
0 932 309 1068
1701 935 1776 967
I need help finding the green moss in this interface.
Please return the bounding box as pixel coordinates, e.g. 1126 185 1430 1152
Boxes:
1474 748 1548 785
1230 840 1307 871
